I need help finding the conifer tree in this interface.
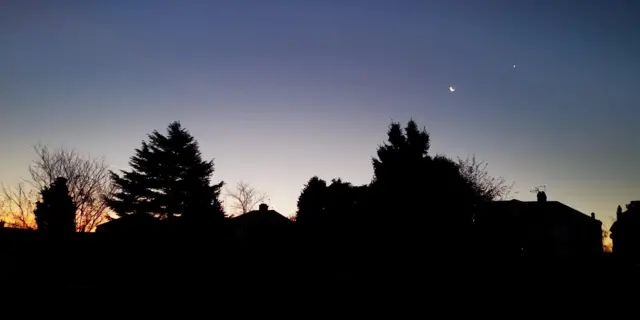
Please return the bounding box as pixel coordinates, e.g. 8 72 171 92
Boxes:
34 177 76 234
370 120 479 236
371 119 432 217
296 176 328 226
106 121 225 225
371 119 498 216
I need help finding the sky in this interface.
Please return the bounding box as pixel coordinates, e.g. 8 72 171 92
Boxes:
1 0 639 225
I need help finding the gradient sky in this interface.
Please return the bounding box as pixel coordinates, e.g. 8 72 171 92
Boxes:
1 0 639 225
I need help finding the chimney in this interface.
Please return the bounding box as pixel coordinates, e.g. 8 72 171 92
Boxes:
259 203 269 212
617 205 623 221
591 212 596 220
537 191 547 203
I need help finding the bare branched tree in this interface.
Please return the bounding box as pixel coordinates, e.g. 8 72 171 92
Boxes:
27 144 115 232
457 155 514 201
0 182 37 229
225 181 269 216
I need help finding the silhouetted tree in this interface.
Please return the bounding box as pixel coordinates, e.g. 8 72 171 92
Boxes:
367 120 443 272
34 177 76 235
456 155 514 202
295 176 368 270
0 182 37 229
298 178 366 227
325 179 355 216
369 119 498 263
0 145 114 231
432 155 477 206
295 176 327 226
225 181 269 216
106 121 225 227
28 144 115 232
372 120 431 191
370 119 433 227
371 120 510 213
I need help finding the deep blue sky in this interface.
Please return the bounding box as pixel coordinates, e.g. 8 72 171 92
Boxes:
1 0 639 223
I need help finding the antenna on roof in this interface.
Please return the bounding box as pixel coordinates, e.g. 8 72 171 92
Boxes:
530 185 547 193
531 185 548 202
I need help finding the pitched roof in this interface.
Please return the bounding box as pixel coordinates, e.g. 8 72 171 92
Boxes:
229 208 293 227
477 200 600 225
611 203 640 232
96 213 161 233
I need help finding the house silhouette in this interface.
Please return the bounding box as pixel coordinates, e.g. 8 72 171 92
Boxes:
227 203 294 241
474 192 603 260
95 213 162 236
610 201 640 263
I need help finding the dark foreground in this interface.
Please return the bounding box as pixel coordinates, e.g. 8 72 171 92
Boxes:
1 231 636 313
0 230 640 318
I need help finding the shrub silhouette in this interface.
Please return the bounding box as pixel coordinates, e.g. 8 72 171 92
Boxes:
34 177 76 235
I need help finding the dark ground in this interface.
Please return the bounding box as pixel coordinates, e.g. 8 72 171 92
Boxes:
1 233 631 286
1 230 635 314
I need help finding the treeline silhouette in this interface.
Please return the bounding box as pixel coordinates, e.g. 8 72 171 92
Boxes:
1 119 638 297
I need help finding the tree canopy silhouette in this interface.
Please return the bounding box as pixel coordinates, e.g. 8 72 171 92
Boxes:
324 179 362 220
370 119 433 223
34 177 76 235
28 144 115 232
371 120 508 216
456 155 514 202
296 176 328 226
368 119 508 259
0 183 37 229
0 145 114 231
372 119 431 191
296 177 366 228
105 121 225 226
